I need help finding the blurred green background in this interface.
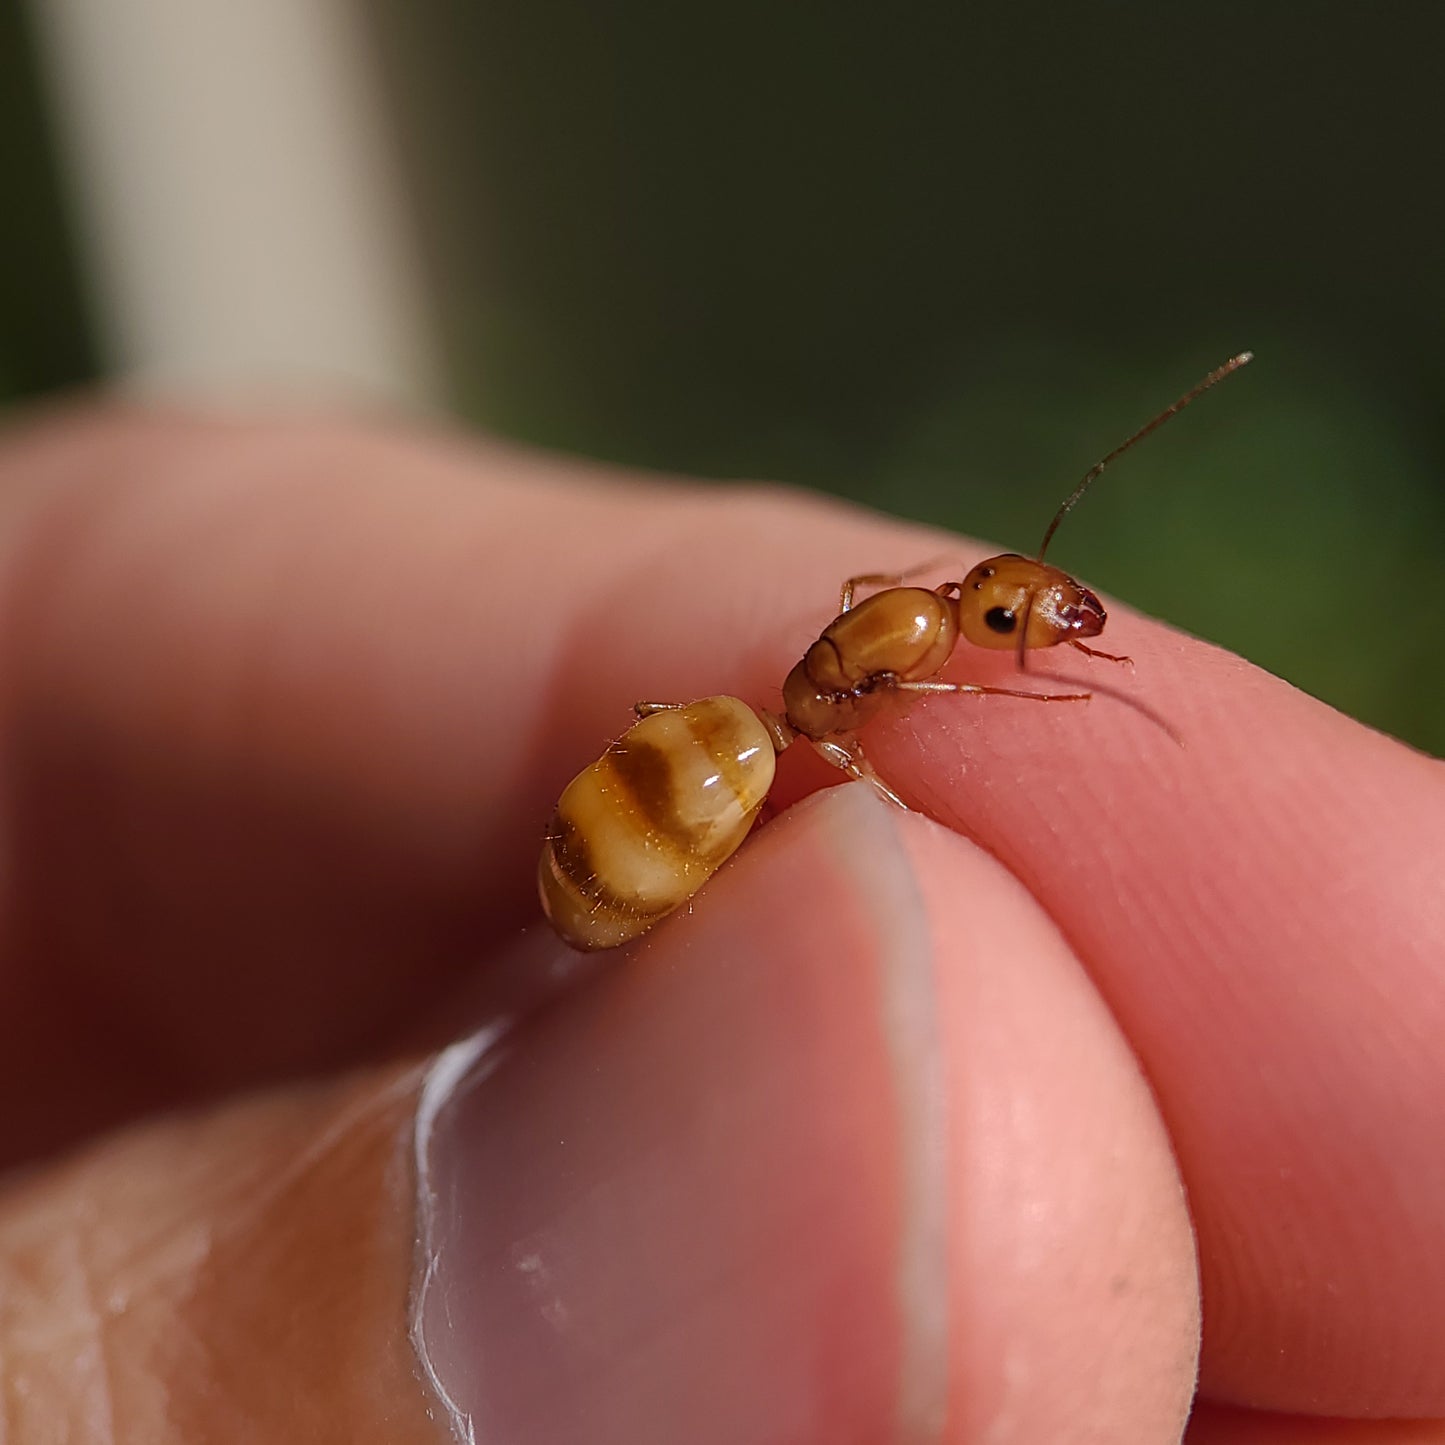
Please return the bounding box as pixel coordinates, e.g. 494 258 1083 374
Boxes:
0 1 95 400
5 3 1443 751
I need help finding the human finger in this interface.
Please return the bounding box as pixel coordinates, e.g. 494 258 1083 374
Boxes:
413 787 1197 1443
0 1058 439 1444
1 407 1440 1419
0 787 1194 1444
0 404 1022 1157
854 583 1445 1413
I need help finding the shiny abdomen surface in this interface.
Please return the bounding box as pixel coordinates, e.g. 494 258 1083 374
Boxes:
538 696 776 951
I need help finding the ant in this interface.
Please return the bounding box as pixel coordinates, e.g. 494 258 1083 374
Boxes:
540 353 1252 950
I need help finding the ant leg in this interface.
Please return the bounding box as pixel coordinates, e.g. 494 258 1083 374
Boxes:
896 679 1092 704
839 553 960 612
841 574 903 613
759 709 796 754
1069 640 1134 667
810 737 908 810
633 700 688 718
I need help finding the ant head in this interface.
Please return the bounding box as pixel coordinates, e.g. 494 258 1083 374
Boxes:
956 554 1106 651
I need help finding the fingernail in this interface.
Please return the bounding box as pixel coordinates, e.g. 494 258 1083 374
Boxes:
411 786 950 1444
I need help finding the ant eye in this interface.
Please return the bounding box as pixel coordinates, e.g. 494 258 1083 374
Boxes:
979 565 995 578
984 606 1017 634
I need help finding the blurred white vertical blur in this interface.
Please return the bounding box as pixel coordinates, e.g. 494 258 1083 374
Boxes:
26 0 443 406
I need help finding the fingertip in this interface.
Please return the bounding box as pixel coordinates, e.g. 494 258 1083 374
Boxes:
415 786 1199 1442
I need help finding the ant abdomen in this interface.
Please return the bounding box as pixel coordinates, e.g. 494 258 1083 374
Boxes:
538 695 778 951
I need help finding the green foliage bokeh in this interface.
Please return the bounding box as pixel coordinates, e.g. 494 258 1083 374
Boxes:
365 0 1444 753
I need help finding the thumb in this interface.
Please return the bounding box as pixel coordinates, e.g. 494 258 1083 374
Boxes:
0 787 1195 1443
414 787 1198 1444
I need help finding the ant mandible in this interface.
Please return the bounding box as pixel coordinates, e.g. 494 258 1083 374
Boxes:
539 353 1253 949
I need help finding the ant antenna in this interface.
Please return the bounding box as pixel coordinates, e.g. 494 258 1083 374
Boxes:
1035 351 1253 562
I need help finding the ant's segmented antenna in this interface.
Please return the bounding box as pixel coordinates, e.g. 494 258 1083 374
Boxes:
1035 352 1254 562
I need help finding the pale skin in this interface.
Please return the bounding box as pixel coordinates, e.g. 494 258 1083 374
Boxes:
0 406 1442 1442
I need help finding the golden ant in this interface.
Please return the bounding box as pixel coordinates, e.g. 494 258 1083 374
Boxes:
540 353 1252 949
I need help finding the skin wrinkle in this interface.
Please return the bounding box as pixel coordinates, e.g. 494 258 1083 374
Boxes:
175 1072 438 1443
0 1211 123 1443
0 1067 435 1441
207 1069 425 1234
